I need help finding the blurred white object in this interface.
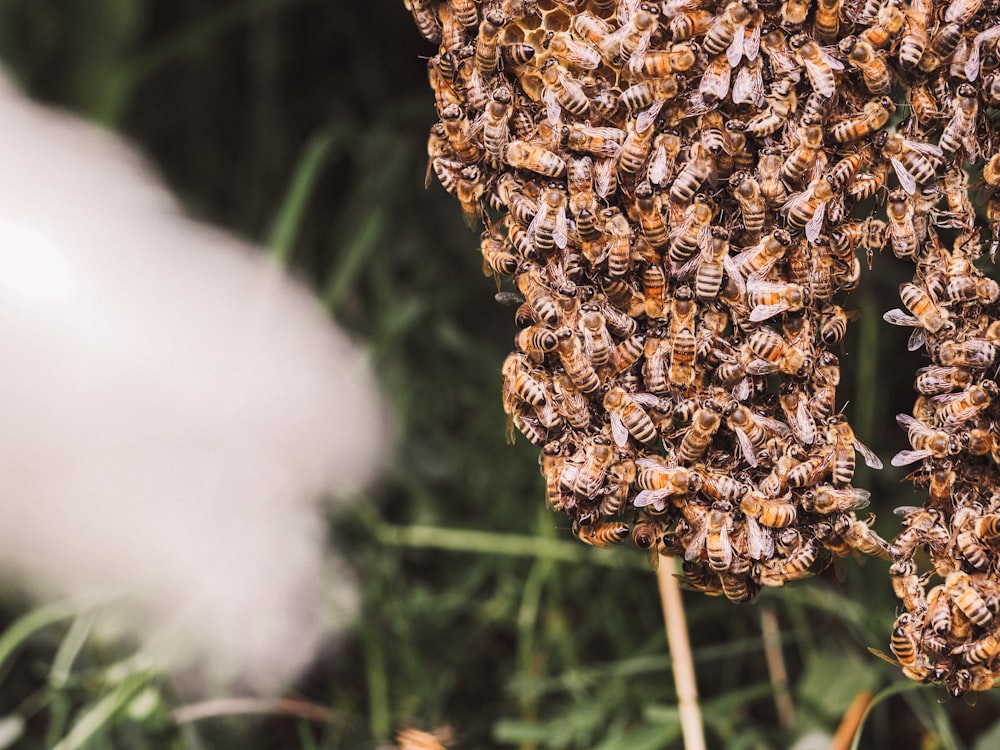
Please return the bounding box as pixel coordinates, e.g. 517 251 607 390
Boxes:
0 71 388 692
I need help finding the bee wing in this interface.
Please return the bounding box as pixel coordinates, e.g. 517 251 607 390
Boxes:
541 86 561 125
566 38 602 70
882 308 919 327
632 392 663 408
853 437 883 469
727 25 746 67
633 487 674 511
723 253 746 293
732 426 760 467
803 60 836 97
732 63 765 106
746 358 778 375
744 23 762 62
907 328 926 352
891 449 932 467
648 142 669 186
610 411 629 447
805 201 827 242
684 522 709 562
554 206 569 249
780 187 813 217
594 157 617 199
618 0 641 25
790 400 817 445
895 413 924 432
906 138 944 158
745 515 774 560
749 302 789 322
756 414 792 435
818 46 845 70
636 100 665 133
886 157 916 194
966 43 981 81
628 33 653 74
846 487 871 510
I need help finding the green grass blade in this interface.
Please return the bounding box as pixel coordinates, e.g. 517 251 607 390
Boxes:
0 603 76 680
849 680 926 750
50 669 153 750
267 132 338 266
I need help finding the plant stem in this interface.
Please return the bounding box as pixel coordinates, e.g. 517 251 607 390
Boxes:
657 556 706 750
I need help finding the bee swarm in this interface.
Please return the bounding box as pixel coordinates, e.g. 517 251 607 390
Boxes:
408 0 1000 695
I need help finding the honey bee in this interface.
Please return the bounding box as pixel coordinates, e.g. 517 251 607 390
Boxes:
746 326 811 377
802 484 871 514
550 371 592 430
679 402 724 462
703 0 760 64
741 490 796 529
694 228 731 300
831 96 894 143
760 536 822 585
780 0 809 28
555 327 601 393
826 414 883 486
899 0 930 69
545 30 602 71
944 0 986 26
685 504 735 572
646 131 683 188
633 457 699 510
514 323 559 364
540 59 591 122
840 35 893 93
561 435 616 497
919 22 963 73
482 86 513 162
728 172 766 238
504 140 566 178
563 123 625 159
814 0 841 41
947 571 994 628
635 43 699 76
875 614 933 681
939 83 979 162
600 4 659 68
782 176 836 241
745 279 810 322
835 513 894 558
618 108 659 179
778 382 817 446
574 519 630 547
668 196 713 264
603 387 659 447
892 413 962 465
932 381 997 426
744 78 796 138
527 187 569 255
621 76 683 113
914 365 972 396
667 286 698 388
633 181 670 250
732 230 792 281
938 339 998 369
698 55 734 104
603 209 634 276
670 143 716 204
480 230 519 283
883 282 949 351
755 149 789 208
790 34 844 99
781 116 826 185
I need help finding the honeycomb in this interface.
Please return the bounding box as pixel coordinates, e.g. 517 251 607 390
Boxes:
407 0 1000 694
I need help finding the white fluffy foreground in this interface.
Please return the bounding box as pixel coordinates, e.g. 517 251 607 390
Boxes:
0 72 388 693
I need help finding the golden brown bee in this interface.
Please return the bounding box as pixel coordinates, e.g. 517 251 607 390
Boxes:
919 22 963 73
892 413 962 465
840 35 893 94
939 83 979 161
947 571 993 628
617 109 658 179
545 30 602 71
877 132 942 195
574 518 630 547
933 381 997 426
760 536 821 585
561 435 616 497
670 143 716 204
813 0 842 41
668 195 713 263
694 228 731 300
703 0 759 61
741 490 797 528
883 282 949 351
679 402 724 462
603 387 659 447
528 187 569 254
685 504 735 572
938 339 998 369
633 181 670 250
826 414 883 486
899 0 930 69
404 0 442 44
634 456 699 510
729 171 766 237
882 614 933 681
745 327 811 377
790 34 844 99
556 327 601 393
698 55 734 104
780 116 826 185
831 96 894 143
801 484 872 514
504 140 566 178
647 131 683 188
914 365 972 396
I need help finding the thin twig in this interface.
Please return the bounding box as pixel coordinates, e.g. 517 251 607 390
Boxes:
657 555 707 750
831 690 873 750
760 605 796 731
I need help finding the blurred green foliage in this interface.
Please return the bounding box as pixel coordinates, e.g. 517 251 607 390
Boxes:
0 1 999 748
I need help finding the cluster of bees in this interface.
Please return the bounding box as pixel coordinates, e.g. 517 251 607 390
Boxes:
406 0 1000 694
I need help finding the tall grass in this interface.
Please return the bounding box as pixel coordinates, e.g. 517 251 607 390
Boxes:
0 1 998 748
